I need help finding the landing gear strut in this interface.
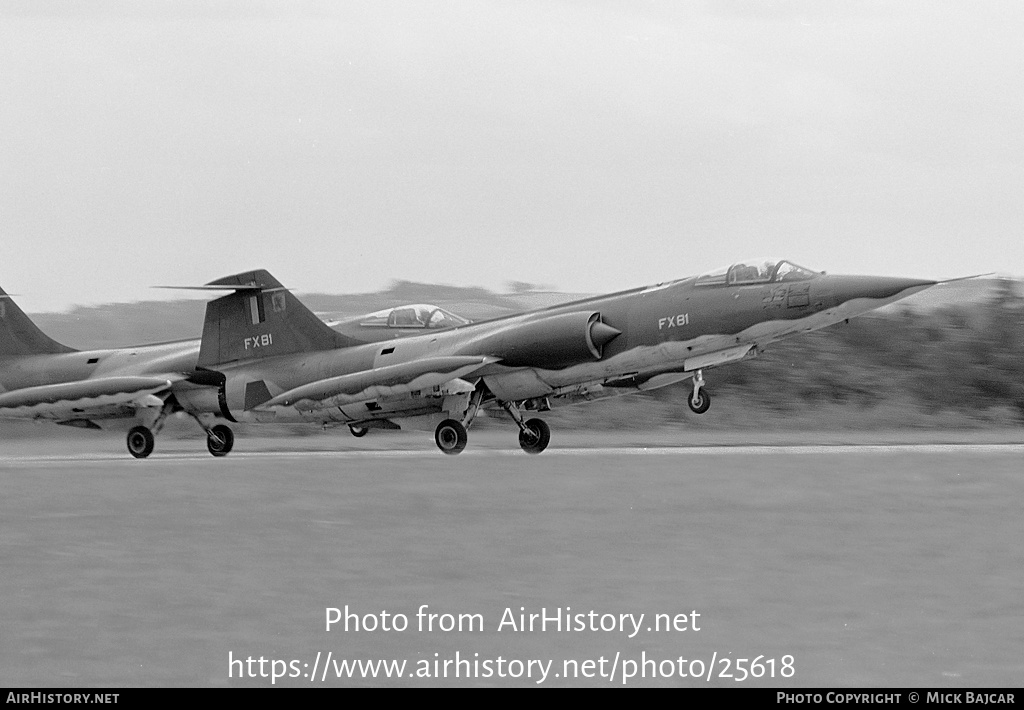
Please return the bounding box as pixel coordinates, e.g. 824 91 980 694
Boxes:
434 419 468 455
688 369 711 414
519 419 551 455
502 401 551 454
184 411 236 458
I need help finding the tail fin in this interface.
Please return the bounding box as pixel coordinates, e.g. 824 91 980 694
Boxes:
197 269 358 367
0 286 76 357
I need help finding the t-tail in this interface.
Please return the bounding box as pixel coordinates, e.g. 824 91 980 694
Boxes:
0 286 76 358
196 269 359 367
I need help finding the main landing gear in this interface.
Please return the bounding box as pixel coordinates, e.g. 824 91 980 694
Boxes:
688 369 711 415
206 424 234 457
127 421 236 459
127 426 155 459
518 418 550 455
430 399 552 456
126 402 174 459
125 403 236 459
434 419 468 455
503 401 551 455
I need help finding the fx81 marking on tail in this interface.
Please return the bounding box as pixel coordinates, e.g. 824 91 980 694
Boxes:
245 333 274 350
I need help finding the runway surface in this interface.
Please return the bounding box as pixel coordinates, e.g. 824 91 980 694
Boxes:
1 436 1022 687
5 442 1024 465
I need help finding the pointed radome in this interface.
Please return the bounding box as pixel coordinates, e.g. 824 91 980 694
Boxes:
590 320 621 349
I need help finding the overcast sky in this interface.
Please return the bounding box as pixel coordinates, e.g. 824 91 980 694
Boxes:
2 1 1022 312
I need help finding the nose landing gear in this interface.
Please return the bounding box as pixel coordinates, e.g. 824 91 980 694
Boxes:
688 369 711 414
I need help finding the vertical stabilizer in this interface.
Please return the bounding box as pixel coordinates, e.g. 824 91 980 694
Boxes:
197 269 356 367
0 287 76 357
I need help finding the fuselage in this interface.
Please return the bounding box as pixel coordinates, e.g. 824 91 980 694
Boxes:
0 339 200 422
199 268 934 427
0 340 199 389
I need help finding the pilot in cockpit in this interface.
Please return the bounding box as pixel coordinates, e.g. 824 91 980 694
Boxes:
392 308 419 327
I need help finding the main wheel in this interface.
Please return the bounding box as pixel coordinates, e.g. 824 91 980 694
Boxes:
207 424 234 457
127 426 155 459
688 388 711 414
434 419 468 455
518 418 550 454
349 425 369 438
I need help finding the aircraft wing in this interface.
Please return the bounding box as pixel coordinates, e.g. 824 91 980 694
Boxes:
0 375 180 419
260 356 498 410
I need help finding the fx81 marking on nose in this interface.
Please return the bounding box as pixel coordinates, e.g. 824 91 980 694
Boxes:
658 313 689 329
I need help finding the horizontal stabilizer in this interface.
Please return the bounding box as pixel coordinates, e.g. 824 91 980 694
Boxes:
0 376 176 410
262 356 498 409
154 284 269 292
936 273 996 284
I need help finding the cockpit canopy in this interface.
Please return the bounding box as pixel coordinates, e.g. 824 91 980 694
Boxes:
695 258 819 287
358 304 471 329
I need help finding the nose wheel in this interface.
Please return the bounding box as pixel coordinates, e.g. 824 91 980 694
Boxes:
688 369 711 414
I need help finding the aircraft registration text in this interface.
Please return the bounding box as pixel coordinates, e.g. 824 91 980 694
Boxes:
658 313 689 330
245 333 274 350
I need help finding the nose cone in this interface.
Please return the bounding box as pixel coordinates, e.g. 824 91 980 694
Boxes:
825 275 937 305
589 321 621 349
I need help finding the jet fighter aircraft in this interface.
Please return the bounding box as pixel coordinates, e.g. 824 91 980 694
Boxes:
165 259 936 457
0 287 211 456
0 286 471 456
